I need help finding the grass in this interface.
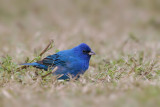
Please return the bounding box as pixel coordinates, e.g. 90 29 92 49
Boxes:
0 0 160 107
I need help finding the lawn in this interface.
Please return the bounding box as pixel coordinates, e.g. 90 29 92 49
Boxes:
0 0 160 107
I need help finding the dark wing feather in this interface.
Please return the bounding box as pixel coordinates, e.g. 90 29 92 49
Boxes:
37 54 66 67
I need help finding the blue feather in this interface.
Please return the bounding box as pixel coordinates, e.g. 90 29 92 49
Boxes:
21 43 95 80
21 62 48 71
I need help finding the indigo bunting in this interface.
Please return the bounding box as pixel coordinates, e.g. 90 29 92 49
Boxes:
21 43 96 80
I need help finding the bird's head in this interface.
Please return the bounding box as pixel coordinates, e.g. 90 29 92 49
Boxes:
73 43 96 59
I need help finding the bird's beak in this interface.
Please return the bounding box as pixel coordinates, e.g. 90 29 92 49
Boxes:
88 50 96 55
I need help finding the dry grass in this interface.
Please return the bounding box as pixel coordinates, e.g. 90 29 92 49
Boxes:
0 0 160 107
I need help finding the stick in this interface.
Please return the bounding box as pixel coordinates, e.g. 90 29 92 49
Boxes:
39 40 54 57
42 66 58 78
17 40 54 71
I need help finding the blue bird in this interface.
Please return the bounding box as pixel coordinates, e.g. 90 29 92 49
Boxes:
21 43 96 80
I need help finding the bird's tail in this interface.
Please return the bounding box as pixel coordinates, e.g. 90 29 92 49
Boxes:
20 62 48 71
20 62 39 66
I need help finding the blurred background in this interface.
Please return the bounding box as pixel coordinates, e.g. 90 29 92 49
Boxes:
0 0 160 60
0 1 160 107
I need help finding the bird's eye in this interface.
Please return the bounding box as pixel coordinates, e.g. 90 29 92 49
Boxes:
83 50 86 53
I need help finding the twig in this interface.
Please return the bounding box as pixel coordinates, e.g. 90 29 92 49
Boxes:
42 66 58 78
39 40 54 57
17 40 54 71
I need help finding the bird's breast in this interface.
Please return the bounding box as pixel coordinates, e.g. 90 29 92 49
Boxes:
81 59 89 71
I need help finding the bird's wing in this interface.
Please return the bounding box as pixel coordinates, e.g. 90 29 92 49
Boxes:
37 54 66 67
